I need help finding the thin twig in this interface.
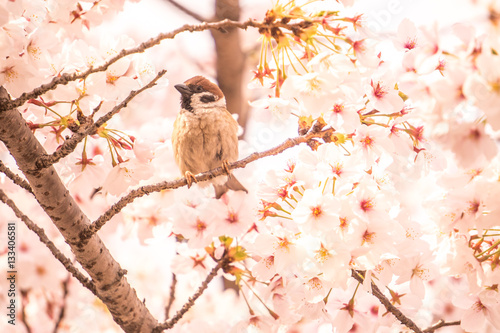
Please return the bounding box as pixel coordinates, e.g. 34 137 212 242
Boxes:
81 131 324 241
53 274 71 333
423 320 461 333
165 273 177 320
0 18 314 112
0 160 32 193
0 189 97 295
351 270 423 333
165 0 209 22
153 255 229 332
20 289 33 333
34 70 167 170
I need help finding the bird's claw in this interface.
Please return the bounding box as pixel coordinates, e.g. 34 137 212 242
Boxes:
185 171 197 188
222 160 232 175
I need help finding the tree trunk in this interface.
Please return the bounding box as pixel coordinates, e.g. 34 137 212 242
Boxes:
0 87 158 333
211 0 248 136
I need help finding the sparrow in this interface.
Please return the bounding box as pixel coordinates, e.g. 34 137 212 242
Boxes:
172 75 248 198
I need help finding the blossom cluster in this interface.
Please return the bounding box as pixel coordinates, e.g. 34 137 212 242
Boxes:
242 2 500 332
161 1 500 332
0 0 158 196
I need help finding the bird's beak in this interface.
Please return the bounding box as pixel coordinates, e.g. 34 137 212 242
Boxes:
174 84 192 97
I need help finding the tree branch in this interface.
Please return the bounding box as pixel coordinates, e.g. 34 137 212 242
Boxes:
165 0 209 22
0 189 97 295
423 320 461 333
81 130 326 241
0 160 33 193
34 70 167 170
164 273 177 320
153 255 229 332
0 87 158 332
351 270 423 333
0 18 312 112
53 275 71 333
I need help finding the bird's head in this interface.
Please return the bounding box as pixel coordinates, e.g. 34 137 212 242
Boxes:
175 76 225 112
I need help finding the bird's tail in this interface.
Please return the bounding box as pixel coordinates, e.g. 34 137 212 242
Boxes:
214 174 248 199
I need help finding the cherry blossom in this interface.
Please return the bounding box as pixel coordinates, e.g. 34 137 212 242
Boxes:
250 96 292 121
291 188 341 234
456 289 500 332
3 0 500 332
394 19 420 52
101 159 154 195
366 76 405 114
281 72 339 118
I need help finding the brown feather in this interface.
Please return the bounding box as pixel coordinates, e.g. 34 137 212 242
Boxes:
214 174 248 199
184 76 224 100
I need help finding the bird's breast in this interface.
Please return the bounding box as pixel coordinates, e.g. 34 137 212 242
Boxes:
173 108 238 175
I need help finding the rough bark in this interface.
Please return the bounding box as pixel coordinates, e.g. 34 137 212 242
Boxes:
0 87 157 333
211 0 248 135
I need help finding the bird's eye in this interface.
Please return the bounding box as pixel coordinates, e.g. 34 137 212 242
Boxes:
194 85 204 93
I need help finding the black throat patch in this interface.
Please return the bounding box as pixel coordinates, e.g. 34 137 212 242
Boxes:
180 95 193 112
